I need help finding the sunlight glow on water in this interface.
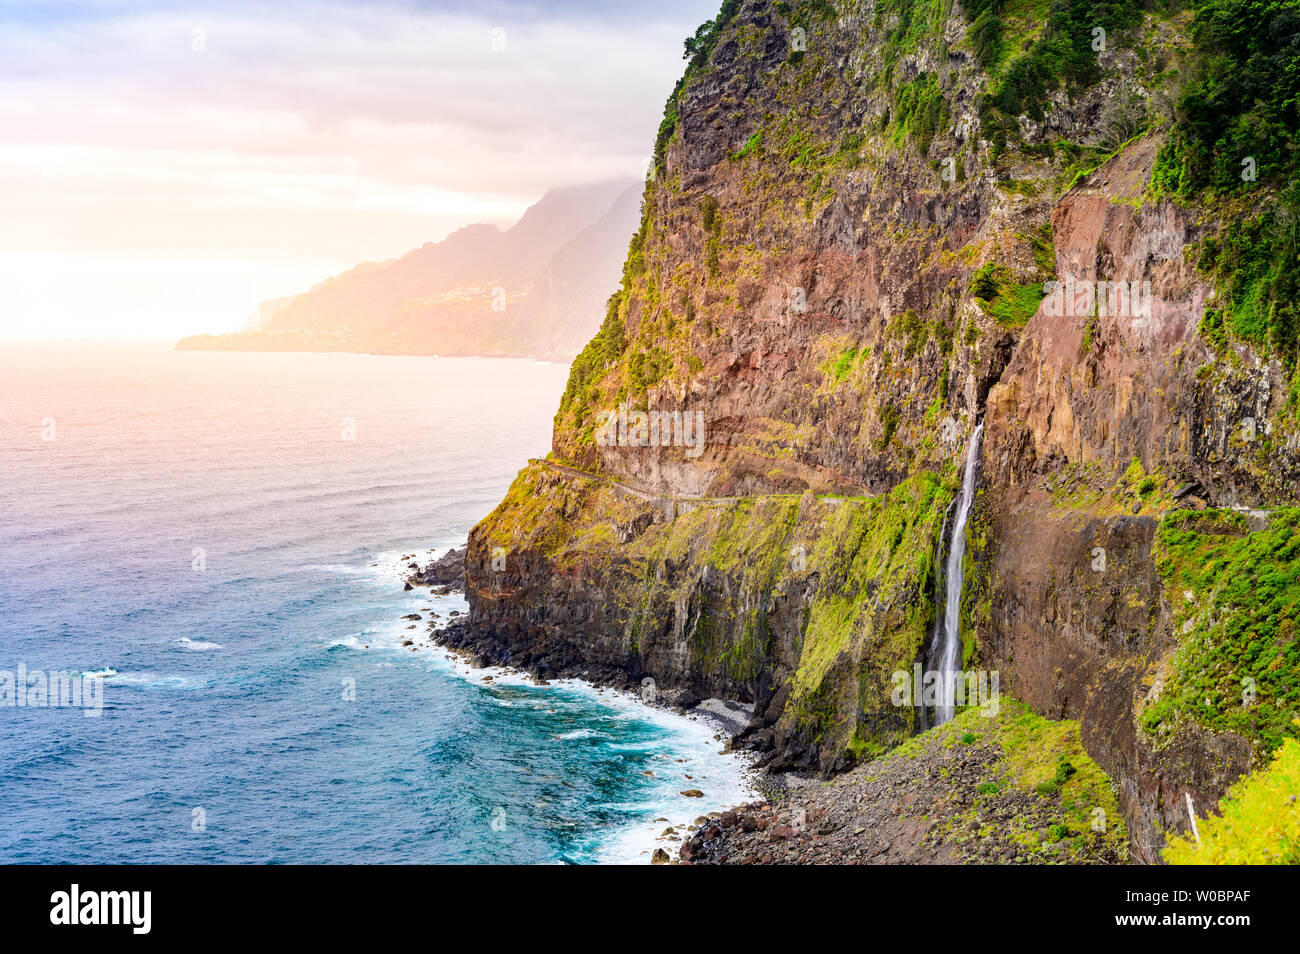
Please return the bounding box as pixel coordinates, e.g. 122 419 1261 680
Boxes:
0 342 753 863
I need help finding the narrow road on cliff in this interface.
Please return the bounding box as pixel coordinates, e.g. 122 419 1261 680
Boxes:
529 457 873 508
531 459 1282 524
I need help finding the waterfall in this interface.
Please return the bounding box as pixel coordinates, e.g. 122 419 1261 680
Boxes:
927 422 983 726
916 498 954 734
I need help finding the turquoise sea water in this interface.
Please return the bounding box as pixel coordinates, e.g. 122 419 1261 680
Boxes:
0 341 751 864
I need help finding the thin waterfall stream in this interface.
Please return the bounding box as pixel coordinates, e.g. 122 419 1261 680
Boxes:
924 421 984 727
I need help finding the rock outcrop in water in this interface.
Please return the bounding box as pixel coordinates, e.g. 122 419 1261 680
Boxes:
456 0 1300 861
407 548 466 590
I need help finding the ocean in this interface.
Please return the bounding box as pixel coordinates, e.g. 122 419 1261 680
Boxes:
0 341 752 864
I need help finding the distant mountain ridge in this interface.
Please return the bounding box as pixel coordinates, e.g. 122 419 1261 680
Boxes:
176 178 640 358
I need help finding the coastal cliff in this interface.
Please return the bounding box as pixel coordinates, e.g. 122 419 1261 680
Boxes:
452 0 1300 861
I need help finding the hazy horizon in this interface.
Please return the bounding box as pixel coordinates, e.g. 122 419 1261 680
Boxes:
0 0 718 339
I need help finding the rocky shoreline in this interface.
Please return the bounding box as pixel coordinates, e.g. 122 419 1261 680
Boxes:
403 546 770 863
408 547 1134 865
432 611 750 720
679 716 1128 866
438 606 1135 865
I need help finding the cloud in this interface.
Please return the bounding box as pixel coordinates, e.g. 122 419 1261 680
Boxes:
0 3 703 197
0 0 718 335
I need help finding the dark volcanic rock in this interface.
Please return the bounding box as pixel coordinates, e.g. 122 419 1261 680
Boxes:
408 547 466 590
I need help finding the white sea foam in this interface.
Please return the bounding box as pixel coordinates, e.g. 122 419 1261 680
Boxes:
415 629 760 866
175 637 223 651
104 671 205 690
302 563 371 576
346 552 761 865
606 740 660 752
325 632 402 651
554 728 609 741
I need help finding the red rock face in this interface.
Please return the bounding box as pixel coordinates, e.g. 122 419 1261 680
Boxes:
980 135 1298 858
463 2 1300 856
549 7 1052 499
987 134 1299 501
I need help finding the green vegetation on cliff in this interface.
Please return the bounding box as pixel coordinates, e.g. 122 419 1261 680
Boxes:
560 292 628 422
1165 734 1300 864
976 0 1153 155
1145 508 1300 756
1152 0 1300 366
473 462 957 765
891 71 949 156
793 472 953 757
968 262 1047 328
1042 456 1174 516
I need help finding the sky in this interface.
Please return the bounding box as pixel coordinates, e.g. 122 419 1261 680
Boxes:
0 0 718 338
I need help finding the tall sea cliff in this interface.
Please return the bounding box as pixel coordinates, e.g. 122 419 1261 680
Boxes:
447 0 1300 862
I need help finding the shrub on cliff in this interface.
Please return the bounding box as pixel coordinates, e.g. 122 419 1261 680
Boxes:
979 0 1151 127
967 262 1046 328
1164 736 1300 864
